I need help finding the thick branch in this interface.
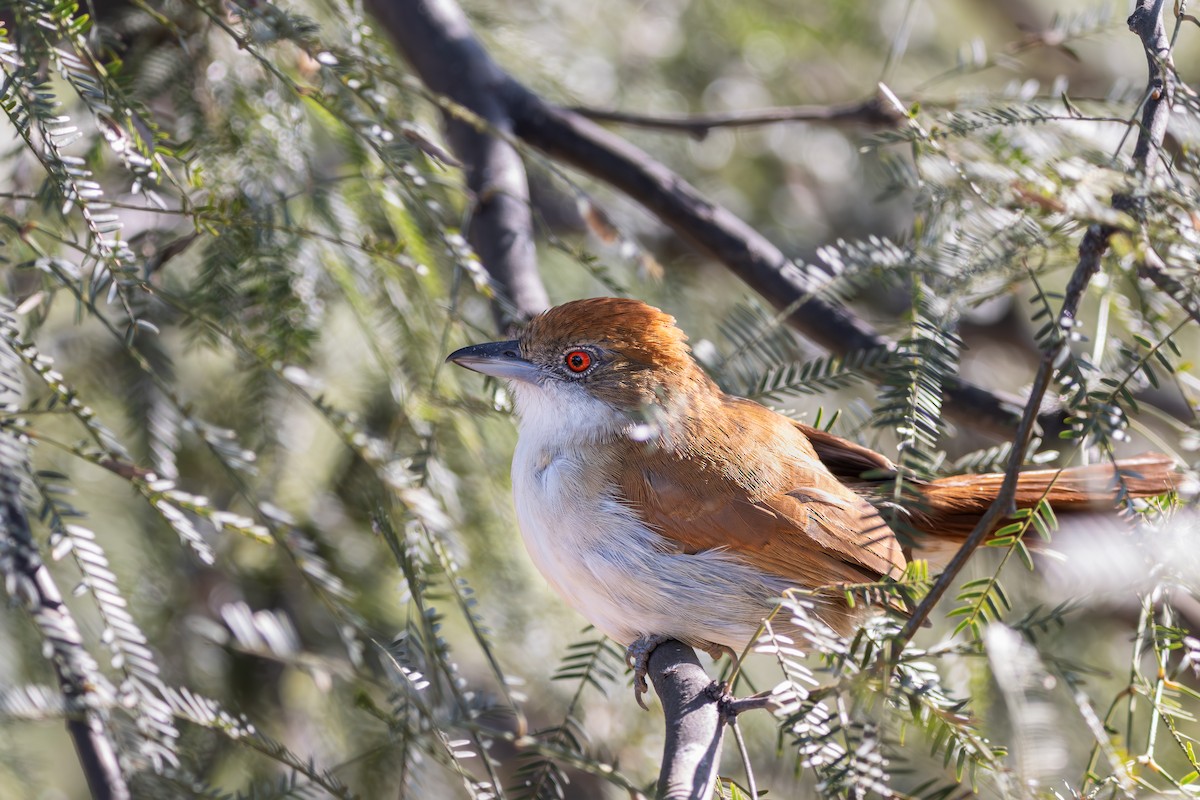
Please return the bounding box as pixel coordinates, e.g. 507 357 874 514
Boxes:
372 0 1041 439
572 95 903 140
647 642 724 800
500 83 1041 436
368 0 548 326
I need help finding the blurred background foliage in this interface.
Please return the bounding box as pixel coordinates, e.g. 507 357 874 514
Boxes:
0 0 1198 797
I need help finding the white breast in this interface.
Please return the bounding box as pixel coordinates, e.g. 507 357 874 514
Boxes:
509 381 790 652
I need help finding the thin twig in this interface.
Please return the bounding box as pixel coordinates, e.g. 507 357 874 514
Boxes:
571 95 903 140
879 0 920 83
724 693 775 716
728 717 757 800
891 0 1174 659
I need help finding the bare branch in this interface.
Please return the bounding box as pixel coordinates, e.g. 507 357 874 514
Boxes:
373 0 1040 438
366 0 549 326
1128 5 1199 328
571 95 903 140
1127 0 1173 172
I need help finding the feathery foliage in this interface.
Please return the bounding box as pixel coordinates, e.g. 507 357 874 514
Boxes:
0 0 1197 798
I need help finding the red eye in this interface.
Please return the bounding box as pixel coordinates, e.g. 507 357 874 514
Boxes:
565 350 592 373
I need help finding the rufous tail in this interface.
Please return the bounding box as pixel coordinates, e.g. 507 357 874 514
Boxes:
910 452 1177 542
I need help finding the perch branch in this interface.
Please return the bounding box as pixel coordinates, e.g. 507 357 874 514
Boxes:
646 641 724 800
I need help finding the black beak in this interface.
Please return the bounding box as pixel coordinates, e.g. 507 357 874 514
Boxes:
446 339 539 383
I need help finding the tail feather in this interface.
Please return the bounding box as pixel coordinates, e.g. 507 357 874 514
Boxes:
911 453 1177 541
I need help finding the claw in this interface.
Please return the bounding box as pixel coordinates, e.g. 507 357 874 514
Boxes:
625 633 672 710
705 643 740 674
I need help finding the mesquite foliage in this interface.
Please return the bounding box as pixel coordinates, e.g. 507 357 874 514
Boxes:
0 0 1197 798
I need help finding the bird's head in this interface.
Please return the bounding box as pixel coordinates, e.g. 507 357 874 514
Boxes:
447 298 716 430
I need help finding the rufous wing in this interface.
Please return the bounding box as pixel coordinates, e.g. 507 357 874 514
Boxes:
792 421 897 483
608 398 906 592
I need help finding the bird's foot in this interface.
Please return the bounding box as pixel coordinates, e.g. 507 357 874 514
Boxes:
625 633 673 710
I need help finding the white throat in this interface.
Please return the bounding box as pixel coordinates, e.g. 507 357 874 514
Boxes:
509 379 627 443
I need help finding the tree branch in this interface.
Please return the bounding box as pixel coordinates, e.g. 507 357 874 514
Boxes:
2 520 130 800
0 306 129 800
892 229 1105 654
368 0 549 327
646 641 724 800
893 0 1174 657
370 0 1042 439
1127 0 1173 172
570 95 904 140
499 81 1042 437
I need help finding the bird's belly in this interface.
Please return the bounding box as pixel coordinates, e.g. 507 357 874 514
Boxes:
511 443 791 652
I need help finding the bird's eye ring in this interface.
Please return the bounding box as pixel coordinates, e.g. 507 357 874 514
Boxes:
565 350 592 373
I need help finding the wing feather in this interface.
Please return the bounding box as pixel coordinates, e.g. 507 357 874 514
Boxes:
608 398 905 590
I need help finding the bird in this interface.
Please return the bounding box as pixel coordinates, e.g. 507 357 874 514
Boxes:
447 297 1177 705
